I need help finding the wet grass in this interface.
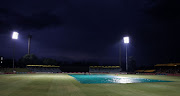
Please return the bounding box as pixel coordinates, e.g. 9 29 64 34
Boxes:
0 74 179 96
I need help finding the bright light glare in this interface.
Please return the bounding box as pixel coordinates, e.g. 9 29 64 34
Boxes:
12 32 19 39
123 36 129 44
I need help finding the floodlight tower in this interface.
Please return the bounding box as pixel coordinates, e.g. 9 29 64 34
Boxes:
12 32 19 69
28 34 32 55
123 36 129 71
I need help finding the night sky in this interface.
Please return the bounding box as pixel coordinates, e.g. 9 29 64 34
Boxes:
0 0 180 67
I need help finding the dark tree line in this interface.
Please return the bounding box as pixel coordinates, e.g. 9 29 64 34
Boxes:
1 54 125 68
0 54 58 68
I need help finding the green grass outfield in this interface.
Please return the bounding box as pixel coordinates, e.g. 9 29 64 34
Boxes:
0 74 179 96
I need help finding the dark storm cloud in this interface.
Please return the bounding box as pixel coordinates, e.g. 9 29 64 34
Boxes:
144 0 180 20
1 0 180 66
134 0 180 65
0 8 63 34
0 8 22 34
19 11 63 29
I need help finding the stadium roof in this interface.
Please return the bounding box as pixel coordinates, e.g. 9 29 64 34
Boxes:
155 63 180 67
89 66 120 68
26 65 60 67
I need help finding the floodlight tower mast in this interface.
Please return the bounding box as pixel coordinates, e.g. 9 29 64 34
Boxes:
119 42 122 71
12 32 19 69
123 36 129 72
28 34 32 55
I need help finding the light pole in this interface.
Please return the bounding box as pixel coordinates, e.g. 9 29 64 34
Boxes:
123 36 129 72
28 34 32 55
119 41 121 71
12 32 19 69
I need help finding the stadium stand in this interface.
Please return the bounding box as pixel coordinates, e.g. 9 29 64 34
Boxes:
89 66 121 73
27 65 62 73
155 63 180 74
135 63 180 75
136 70 156 73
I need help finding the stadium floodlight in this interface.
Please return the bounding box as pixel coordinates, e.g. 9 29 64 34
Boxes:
123 36 129 44
12 32 19 39
123 36 130 72
11 31 19 70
